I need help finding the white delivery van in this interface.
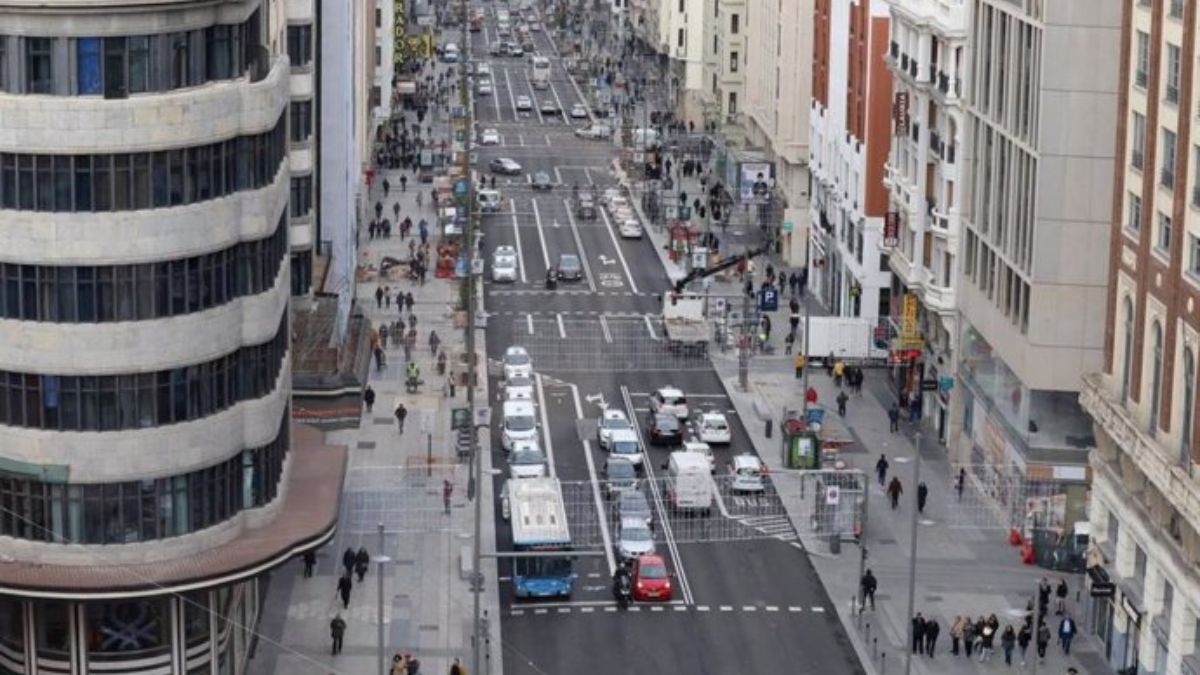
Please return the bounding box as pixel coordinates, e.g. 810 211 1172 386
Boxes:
666 451 715 514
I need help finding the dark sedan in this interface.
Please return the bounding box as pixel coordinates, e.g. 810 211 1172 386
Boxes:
557 254 583 281
646 413 682 446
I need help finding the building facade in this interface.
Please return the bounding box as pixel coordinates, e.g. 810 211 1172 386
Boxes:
952 0 1118 515
809 0 894 321
287 0 318 296
1080 0 1200 673
699 0 745 133
880 0 967 442
0 1 343 673
741 0 813 267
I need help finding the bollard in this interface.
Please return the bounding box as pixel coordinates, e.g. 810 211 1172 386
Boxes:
881 652 886 674
865 622 871 646
872 637 877 660
765 418 773 438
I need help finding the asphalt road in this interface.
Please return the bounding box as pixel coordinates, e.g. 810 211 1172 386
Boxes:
466 9 865 674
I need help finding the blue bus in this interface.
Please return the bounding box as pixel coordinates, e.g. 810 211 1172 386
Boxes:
510 478 576 598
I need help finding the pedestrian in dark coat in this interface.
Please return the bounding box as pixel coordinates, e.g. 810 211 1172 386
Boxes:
337 574 353 608
912 613 927 654
342 547 356 577
330 614 347 654
887 477 903 509
924 618 940 657
837 391 849 417
1001 625 1016 665
875 454 889 486
364 385 376 413
302 550 316 577
375 286 385 309
859 569 877 610
888 403 901 432
1058 615 1077 654
917 482 929 513
354 547 370 582
1035 622 1051 660
1055 578 1069 615
1017 623 1032 665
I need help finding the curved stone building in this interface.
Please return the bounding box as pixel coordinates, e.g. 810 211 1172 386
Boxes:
0 1 343 673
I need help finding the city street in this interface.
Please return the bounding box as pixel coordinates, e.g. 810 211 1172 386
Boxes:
471 8 865 675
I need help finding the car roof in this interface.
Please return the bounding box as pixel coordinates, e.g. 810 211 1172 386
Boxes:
503 400 535 414
620 517 649 530
732 454 761 468
609 428 639 442
602 409 628 421
506 373 532 384
505 345 528 356
701 412 726 422
494 244 516 254
559 253 579 262
637 554 666 567
656 386 684 398
620 490 648 504
511 440 540 453
682 440 711 452
653 413 678 424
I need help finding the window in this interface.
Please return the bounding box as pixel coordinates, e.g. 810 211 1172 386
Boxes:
713 34 718 55
103 37 127 98
127 36 150 94
731 13 739 34
206 25 232 80
290 175 312 218
678 28 685 48
25 37 53 94
290 100 313 143
1132 112 1146 170
678 0 684 12
76 38 102 95
170 32 191 89
729 50 738 73
1162 128 1177 188
1182 349 1195 467
287 24 313 67
728 91 737 115
0 37 7 91
1190 234 1200 277
1150 321 1164 434
1165 43 1181 104
1158 212 1172 252
1134 545 1147 588
1136 30 1149 88
1107 510 1120 550
1128 192 1142 233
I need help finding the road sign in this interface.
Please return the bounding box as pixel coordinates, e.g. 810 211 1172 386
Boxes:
474 407 491 427
452 408 471 430
825 486 841 505
758 286 779 312
454 179 470 195
782 220 794 233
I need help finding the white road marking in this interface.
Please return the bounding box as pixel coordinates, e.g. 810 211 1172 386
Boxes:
604 606 618 613
811 606 826 613
628 393 730 399
600 315 613 343
524 72 545 124
622 385 694 605
504 68 519 120
549 79 570 125
569 383 616 575
511 609 524 616
696 606 710 612
557 608 570 614
597 206 640 294
650 606 665 612
554 166 563 184
530 197 551 269
509 207 528 283
580 607 595 613
788 606 803 612
533 609 548 615
766 606 780 612
556 313 566 339
564 201 598 292
584 167 594 185
673 606 688 612
627 606 641 612
535 373 556 478
527 313 535 335
644 315 659 340
742 606 757 612
545 134 551 146
719 606 734 612
491 78 502 119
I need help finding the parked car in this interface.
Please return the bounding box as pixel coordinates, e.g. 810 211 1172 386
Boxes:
515 95 533 112
570 103 589 119
540 100 560 116
491 246 518 282
618 219 642 238
504 374 534 401
479 128 501 145
502 346 532 380
531 171 554 191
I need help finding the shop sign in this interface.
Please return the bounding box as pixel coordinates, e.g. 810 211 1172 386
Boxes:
894 92 910 134
884 211 900 247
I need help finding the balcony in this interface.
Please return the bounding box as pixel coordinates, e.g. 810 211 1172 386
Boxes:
922 279 956 314
946 144 956 164
1192 186 1200 209
900 54 910 72
938 72 949 94
908 59 918 79
930 130 943 157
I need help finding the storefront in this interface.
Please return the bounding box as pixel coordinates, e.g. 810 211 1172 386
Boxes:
1087 565 1144 674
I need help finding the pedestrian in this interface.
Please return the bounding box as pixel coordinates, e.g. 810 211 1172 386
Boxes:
443 479 453 514
405 653 421 675
449 657 466 675
364 385 376 413
337 573 353 609
383 177 391 197
355 546 370 582
375 200 384 219
302 550 316 577
1058 614 1076 654
330 613 347 655
1001 625 1016 666
342 547 356 577
887 476 903 509
979 620 996 662
400 174 408 191
859 569 877 611
406 292 415 314
805 386 818 406
912 613 926 654
955 468 965 501
888 403 900 433
950 616 965 655
1017 622 1032 665
833 358 845 386
924 618 940 657
1055 578 1069 615
917 481 929 513
1035 621 1051 661
376 286 384 309
794 353 805 378
395 401 408 433
784 331 795 355
394 201 401 221
836 390 848 417
1038 577 1052 617
875 454 889 487
429 329 441 355
962 619 976 657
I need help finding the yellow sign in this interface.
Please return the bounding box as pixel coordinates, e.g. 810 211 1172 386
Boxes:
393 0 409 65
899 293 924 349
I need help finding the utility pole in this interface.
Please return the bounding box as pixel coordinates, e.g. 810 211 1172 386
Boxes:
738 283 753 391
376 522 386 675
855 476 870 619
902 432 922 675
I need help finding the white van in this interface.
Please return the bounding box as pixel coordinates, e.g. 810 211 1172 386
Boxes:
501 400 538 451
666 451 715 514
478 189 503 213
442 43 460 63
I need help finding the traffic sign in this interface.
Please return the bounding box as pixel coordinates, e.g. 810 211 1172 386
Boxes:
825 486 841 505
782 220 794 233
758 286 779 312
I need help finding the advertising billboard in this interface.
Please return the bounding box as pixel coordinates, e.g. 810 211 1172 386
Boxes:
739 162 773 203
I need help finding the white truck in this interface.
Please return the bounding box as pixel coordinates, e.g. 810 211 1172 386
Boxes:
662 293 709 353
801 316 888 361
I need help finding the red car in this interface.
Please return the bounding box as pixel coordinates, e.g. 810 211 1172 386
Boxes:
631 555 672 601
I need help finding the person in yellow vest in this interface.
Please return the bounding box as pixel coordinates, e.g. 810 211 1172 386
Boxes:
794 353 806 379
833 359 846 386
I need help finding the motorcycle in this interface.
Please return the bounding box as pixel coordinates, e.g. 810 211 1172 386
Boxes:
545 267 558 290
406 374 422 394
613 575 632 609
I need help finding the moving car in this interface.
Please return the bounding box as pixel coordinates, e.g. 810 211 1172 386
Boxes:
556 254 583 281
505 42 524 57
666 451 715 513
606 194 630 214
607 428 643 467
515 95 533 112
531 171 554 191
479 128 501 145
441 43 460 63
618 219 642 238
617 490 653 529
539 100 560 115
574 123 612 140
491 245 518 282
508 440 548 478
570 104 589 119
504 374 534 401
603 457 638 499
501 400 538 451
574 191 597 219
617 518 656 560
489 157 523 175
502 346 532 380
649 387 689 420
478 189 503 211
476 81 494 96
695 412 732 444
475 62 492 76
682 440 715 473
646 413 682 446
597 409 633 448
631 554 672 601
730 454 766 493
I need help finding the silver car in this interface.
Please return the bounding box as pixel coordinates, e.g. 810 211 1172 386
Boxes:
617 517 656 560
604 457 638 499
617 490 653 529
508 441 548 479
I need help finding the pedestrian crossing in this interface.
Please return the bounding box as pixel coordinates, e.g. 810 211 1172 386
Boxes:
733 513 799 543
508 603 824 617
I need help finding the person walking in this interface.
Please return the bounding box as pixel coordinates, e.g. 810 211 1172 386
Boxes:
375 286 385 309
383 177 391 197
950 616 965 655
400 174 408 191
955 468 965 501
962 619 976 658
912 613 927 655
979 620 997 662
836 390 849 417
1001 625 1016 666
354 546 370 582
1038 577 1052 617
1017 622 1032 665
1055 578 1069 615
364 385 376 413
875 454 889 486
917 482 929 513
888 403 901 433
302 550 316 577
443 479 453 515
1058 614 1077 654
330 613 347 655
924 618 940 657
794 353 805 379
887 477 903 509
405 292 415 314
342 547 356 577
337 573 353 609
429 329 441 355
395 401 408 434
859 569 877 611
1035 621 1051 662
448 657 466 675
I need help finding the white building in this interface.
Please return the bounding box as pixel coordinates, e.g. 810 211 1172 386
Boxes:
287 0 318 295
880 0 967 441
0 0 343 672
808 0 893 320
699 0 745 134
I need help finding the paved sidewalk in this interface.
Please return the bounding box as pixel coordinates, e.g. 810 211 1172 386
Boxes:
249 75 503 675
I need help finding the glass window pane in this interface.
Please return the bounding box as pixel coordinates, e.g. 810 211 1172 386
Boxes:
77 37 103 94
128 36 150 93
